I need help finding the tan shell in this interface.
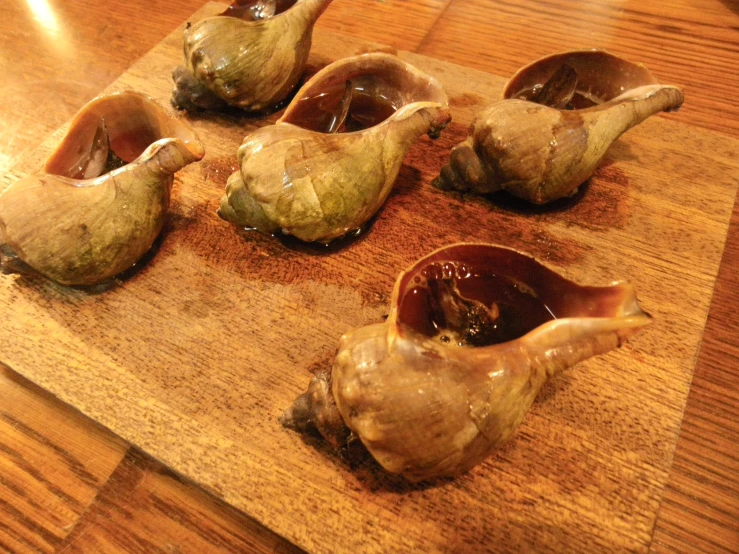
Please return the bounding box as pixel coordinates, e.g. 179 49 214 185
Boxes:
434 50 684 204
0 91 204 286
218 52 451 243
172 0 333 111
282 243 651 482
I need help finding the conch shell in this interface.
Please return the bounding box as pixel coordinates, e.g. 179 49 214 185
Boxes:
281 243 651 482
172 0 333 111
0 91 204 286
434 50 684 204
218 52 451 243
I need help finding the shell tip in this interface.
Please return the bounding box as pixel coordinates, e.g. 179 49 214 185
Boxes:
0 244 34 277
171 66 227 112
279 392 313 432
431 172 453 191
433 142 498 195
281 370 352 450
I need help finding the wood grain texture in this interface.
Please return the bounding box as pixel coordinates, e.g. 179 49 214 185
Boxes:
418 0 739 136
1 1 738 553
317 0 452 51
57 448 304 554
0 364 127 553
0 367 302 554
650 197 739 554
1 3 737 553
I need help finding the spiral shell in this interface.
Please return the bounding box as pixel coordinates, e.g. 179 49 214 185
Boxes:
282 243 651 481
172 0 333 111
218 52 451 243
434 50 684 204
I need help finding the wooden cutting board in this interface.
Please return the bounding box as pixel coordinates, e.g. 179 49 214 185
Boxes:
2 3 737 553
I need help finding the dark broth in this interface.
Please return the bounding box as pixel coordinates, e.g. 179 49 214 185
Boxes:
400 262 556 347
516 85 600 109
286 86 398 133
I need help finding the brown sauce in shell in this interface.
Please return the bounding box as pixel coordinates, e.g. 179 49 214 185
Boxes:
399 261 556 347
516 86 601 109
284 83 398 133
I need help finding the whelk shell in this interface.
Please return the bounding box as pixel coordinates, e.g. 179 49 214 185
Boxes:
281 243 651 482
172 0 334 111
218 52 451 243
434 50 684 204
0 91 204 286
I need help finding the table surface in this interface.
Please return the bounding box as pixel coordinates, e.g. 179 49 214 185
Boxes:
1 1 737 553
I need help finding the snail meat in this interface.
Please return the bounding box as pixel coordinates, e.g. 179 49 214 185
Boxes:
72 118 129 180
527 63 578 109
218 53 451 243
281 243 651 482
434 50 685 204
0 91 205 286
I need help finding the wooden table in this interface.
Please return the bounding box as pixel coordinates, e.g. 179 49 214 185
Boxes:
1 1 737 552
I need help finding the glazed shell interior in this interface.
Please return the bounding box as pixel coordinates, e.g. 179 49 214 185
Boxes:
279 53 448 133
502 50 659 105
220 0 297 20
395 244 643 344
44 91 203 178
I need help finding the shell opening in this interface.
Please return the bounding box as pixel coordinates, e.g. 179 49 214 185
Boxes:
282 77 401 133
280 54 447 133
503 50 659 106
395 244 641 348
220 0 297 20
397 260 557 347
44 92 203 180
